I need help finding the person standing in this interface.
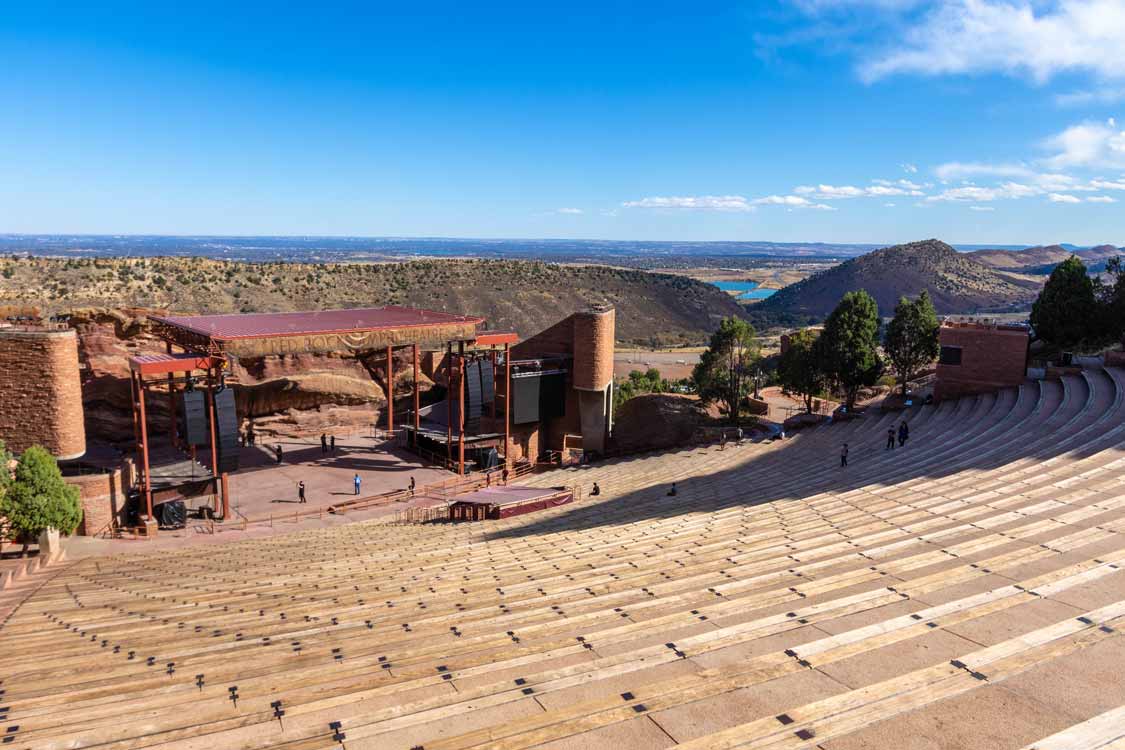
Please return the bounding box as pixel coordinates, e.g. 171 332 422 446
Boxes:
353 473 361 496
297 480 306 504
331 435 337 453
720 432 727 451
898 421 909 447
886 428 896 450
409 476 416 496
321 433 328 453
840 443 849 467
275 444 283 464
247 424 255 446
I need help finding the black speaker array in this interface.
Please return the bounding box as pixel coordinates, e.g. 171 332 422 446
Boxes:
180 390 209 446
465 360 483 434
480 357 494 405
213 387 240 474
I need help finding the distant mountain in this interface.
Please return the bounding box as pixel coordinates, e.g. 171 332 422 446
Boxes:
968 244 1122 273
748 239 1042 326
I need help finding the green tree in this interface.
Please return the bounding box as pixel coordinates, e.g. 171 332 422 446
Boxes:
884 291 940 397
777 328 828 413
1099 256 1125 344
1030 256 1099 350
692 317 759 424
820 291 884 411
0 446 82 555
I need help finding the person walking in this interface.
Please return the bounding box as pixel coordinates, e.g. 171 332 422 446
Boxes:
275 444 283 464
898 421 909 447
321 433 328 453
246 424 255 446
736 426 744 445
330 435 337 453
297 481 306 504
720 432 727 451
886 428 896 450
353 473 361 496
409 476 416 496
840 443 849 467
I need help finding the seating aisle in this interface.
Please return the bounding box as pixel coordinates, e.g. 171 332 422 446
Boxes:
2 370 1125 750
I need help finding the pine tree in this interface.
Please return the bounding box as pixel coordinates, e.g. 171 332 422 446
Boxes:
1030 256 1098 351
692 317 759 425
777 328 827 413
820 291 884 411
885 291 940 397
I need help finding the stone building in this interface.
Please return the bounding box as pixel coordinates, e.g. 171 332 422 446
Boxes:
933 318 1029 401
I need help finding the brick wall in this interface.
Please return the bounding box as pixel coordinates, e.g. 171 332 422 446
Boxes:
934 323 1029 401
572 307 615 392
67 468 124 535
0 329 87 459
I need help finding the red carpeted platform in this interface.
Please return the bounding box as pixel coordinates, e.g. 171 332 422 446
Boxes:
449 485 573 521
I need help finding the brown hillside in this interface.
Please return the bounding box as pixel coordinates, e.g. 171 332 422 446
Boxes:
969 244 1122 271
751 238 1042 319
0 256 746 346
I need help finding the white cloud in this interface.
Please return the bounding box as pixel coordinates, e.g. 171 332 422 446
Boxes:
751 194 838 209
902 163 919 173
873 178 927 189
1043 118 1125 169
621 195 756 212
1056 86 1125 106
858 0 1125 83
934 162 1035 181
556 207 584 215
969 205 996 211
1088 194 1119 202
927 181 1038 201
795 182 923 199
884 202 897 207
1049 192 1083 202
1091 178 1125 189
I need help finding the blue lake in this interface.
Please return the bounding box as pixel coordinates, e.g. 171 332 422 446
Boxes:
713 280 777 300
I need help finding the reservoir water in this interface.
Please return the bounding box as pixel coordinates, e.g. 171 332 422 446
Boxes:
713 280 777 300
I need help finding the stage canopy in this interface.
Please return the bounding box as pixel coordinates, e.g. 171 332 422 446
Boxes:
149 305 485 358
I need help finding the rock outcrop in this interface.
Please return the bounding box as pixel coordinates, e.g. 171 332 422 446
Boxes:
66 307 431 444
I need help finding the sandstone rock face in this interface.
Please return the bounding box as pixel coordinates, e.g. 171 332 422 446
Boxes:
67 308 433 444
612 394 712 453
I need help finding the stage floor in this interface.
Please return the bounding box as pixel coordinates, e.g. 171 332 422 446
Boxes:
220 434 451 521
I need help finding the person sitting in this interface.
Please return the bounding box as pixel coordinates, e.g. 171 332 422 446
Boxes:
667 482 678 497
590 482 601 496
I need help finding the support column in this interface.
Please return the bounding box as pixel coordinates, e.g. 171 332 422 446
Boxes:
207 367 221 517
137 375 153 520
504 343 511 468
412 344 420 447
489 349 497 419
386 345 394 434
458 342 466 476
445 343 453 466
166 342 177 448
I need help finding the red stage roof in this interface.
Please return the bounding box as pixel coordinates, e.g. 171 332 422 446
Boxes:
150 306 484 341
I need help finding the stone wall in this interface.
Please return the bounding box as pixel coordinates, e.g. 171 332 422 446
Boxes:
0 328 86 459
934 322 1029 401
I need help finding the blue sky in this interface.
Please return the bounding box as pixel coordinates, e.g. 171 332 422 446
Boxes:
1 0 1124 245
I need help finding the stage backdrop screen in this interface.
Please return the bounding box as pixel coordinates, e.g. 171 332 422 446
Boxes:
512 372 566 425
512 375 541 424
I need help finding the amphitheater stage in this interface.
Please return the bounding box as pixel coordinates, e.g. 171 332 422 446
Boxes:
449 485 573 521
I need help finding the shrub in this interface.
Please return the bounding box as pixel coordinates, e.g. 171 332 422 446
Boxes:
0 446 82 548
